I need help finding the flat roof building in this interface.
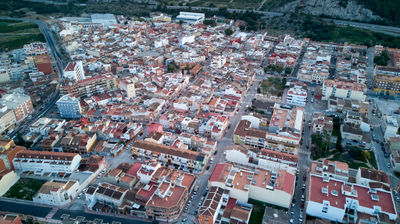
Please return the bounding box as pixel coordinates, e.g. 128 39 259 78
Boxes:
176 12 205 24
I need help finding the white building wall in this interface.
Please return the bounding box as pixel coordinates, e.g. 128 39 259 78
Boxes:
249 186 292 208
179 35 195 45
229 187 249 203
306 201 345 222
13 154 81 174
0 171 19 196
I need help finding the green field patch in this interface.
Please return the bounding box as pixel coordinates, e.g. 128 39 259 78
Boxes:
3 178 46 201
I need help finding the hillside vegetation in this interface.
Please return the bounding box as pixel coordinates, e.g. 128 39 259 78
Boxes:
353 0 400 25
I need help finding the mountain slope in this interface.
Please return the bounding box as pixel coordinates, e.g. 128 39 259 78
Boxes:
273 0 399 26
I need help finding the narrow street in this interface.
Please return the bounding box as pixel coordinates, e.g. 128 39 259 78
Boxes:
289 87 314 224
182 74 262 223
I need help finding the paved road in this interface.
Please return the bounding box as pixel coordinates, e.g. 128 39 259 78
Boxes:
0 198 52 218
324 18 400 37
289 87 314 224
52 209 148 224
166 5 283 17
291 45 306 78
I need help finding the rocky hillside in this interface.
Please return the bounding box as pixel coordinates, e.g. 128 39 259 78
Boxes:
275 0 382 23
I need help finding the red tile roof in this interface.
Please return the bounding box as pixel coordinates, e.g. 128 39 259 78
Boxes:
309 175 396 215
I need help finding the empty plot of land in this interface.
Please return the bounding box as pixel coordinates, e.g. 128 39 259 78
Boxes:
4 178 46 200
0 20 44 51
259 77 286 97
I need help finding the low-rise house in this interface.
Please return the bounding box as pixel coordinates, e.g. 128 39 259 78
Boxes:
388 137 400 152
220 198 252 224
356 167 390 189
382 115 399 141
57 133 97 154
225 145 298 173
197 187 226 224
33 180 79 206
13 151 81 175
0 213 22 224
311 159 349 182
390 150 400 173
208 163 295 209
327 97 369 115
132 140 205 172
234 119 301 155
311 113 333 135
85 182 129 211
341 124 363 142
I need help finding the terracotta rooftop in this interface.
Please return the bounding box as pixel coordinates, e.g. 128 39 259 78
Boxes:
308 174 396 215
15 150 78 161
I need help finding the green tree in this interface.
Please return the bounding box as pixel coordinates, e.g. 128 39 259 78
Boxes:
360 150 371 162
203 19 217 27
224 28 234 36
374 50 390 66
15 132 32 148
336 134 343 152
285 67 292 75
167 61 178 72
275 66 283 74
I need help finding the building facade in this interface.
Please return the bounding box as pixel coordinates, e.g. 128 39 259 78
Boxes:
56 94 82 119
0 89 34 123
13 151 81 175
286 85 307 106
60 74 117 99
373 66 400 95
33 180 79 206
322 79 367 101
63 61 85 81
306 174 397 223
176 12 205 24
0 106 17 136
132 140 205 171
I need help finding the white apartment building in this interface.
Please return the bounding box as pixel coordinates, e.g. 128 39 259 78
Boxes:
0 106 17 136
56 94 82 119
211 56 226 69
33 180 79 206
286 85 307 106
179 35 195 46
0 68 10 83
382 115 399 140
322 79 367 101
63 61 85 81
209 163 295 209
306 174 397 223
176 12 205 24
13 151 81 175
0 89 34 123
119 78 136 99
